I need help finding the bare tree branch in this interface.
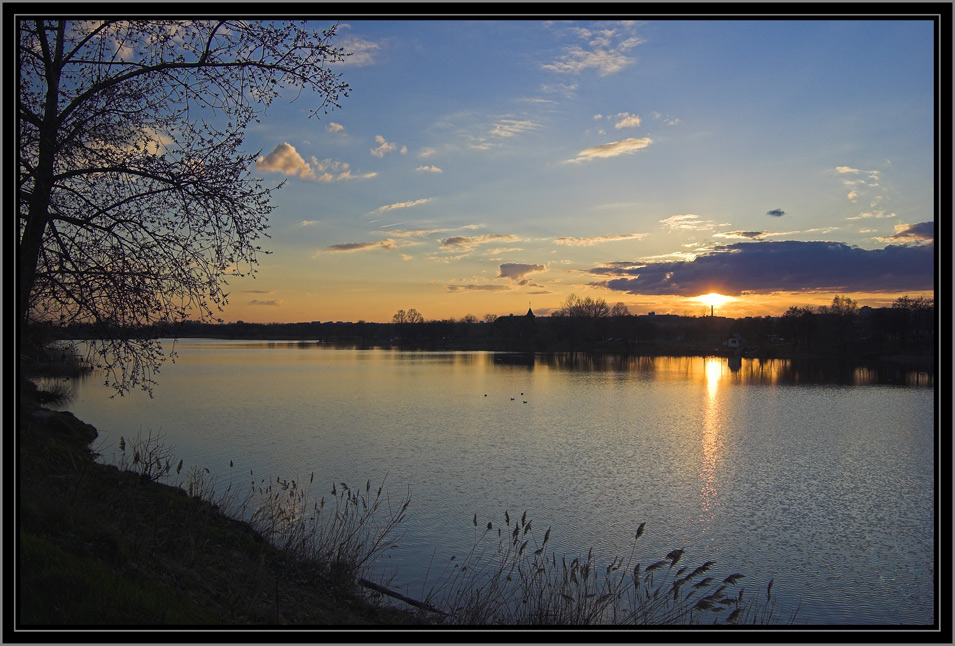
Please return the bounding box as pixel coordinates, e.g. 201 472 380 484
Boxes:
19 18 350 394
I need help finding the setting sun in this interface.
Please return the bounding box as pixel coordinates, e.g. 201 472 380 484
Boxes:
696 292 733 309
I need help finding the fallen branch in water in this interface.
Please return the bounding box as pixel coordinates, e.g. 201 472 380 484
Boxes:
358 577 449 617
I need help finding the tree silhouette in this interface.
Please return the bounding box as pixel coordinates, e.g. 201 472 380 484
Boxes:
392 309 424 324
553 293 610 318
18 19 349 393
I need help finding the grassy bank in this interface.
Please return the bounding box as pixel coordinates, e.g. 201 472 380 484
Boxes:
17 380 425 627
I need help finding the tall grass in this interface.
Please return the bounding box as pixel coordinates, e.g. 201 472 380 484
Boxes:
28 377 76 406
420 511 792 625
243 474 409 587
109 432 410 591
108 435 792 625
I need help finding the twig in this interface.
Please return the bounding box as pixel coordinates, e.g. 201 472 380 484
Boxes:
358 577 449 617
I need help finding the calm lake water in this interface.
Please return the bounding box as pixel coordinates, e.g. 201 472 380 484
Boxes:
57 340 935 626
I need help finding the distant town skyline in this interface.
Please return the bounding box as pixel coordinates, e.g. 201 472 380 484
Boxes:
222 18 935 324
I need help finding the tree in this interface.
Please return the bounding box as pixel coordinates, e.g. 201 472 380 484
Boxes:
18 20 349 393
392 309 424 325
891 295 935 346
553 294 610 318
609 302 630 317
817 296 859 355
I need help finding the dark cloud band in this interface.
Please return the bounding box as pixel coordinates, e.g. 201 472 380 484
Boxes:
589 239 934 296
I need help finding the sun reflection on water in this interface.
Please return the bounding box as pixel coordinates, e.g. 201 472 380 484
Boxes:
700 358 724 532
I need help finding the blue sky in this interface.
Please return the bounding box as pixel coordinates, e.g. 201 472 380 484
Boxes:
231 18 936 323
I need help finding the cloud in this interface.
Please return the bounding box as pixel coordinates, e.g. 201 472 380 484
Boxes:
613 112 641 129
497 263 546 283
766 208 786 217
386 228 450 238
326 122 346 135
713 231 765 240
884 221 934 243
249 299 282 307
255 144 375 182
555 233 647 246
588 240 934 296
650 112 681 126
370 198 432 214
543 24 644 76
300 220 319 227
568 137 652 163
312 157 376 183
321 239 397 254
462 116 542 152
256 142 314 179
446 284 511 293
833 166 882 206
440 234 518 251
538 81 579 98
370 135 398 157
490 119 539 138
659 214 725 232
335 35 380 66
416 165 443 173
847 210 896 221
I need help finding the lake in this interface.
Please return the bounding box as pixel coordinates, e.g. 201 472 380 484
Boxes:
56 340 936 626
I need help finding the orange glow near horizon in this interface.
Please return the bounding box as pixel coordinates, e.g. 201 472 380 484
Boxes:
217 285 934 325
695 292 734 310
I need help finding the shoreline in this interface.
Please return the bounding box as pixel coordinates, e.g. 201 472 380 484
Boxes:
17 380 427 627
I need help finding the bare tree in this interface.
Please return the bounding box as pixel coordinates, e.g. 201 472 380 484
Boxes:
392 309 424 325
18 19 350 394
609 302 630 317
553 293 610 318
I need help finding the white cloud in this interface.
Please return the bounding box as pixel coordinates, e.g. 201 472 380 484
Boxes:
613 112 641 129
326 122 346 135
543 24 644 77
256 142 314 179
490 119 539 138
568 137 652 163
846 210 897 220
416 165 443 173
335 35 380 66
311 157 376 182
370 134 398 157
370 198 432 214
659 214 724 232
256 144 375 182
555 233 647 246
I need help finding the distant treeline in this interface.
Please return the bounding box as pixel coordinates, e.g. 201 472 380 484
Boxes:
46 296 934 364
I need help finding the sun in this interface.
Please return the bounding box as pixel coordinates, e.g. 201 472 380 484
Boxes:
696 292 733 309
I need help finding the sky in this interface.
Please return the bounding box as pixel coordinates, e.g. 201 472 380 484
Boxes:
225 17 937 324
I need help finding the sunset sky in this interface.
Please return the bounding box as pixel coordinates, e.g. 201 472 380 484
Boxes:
227 18 936 324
